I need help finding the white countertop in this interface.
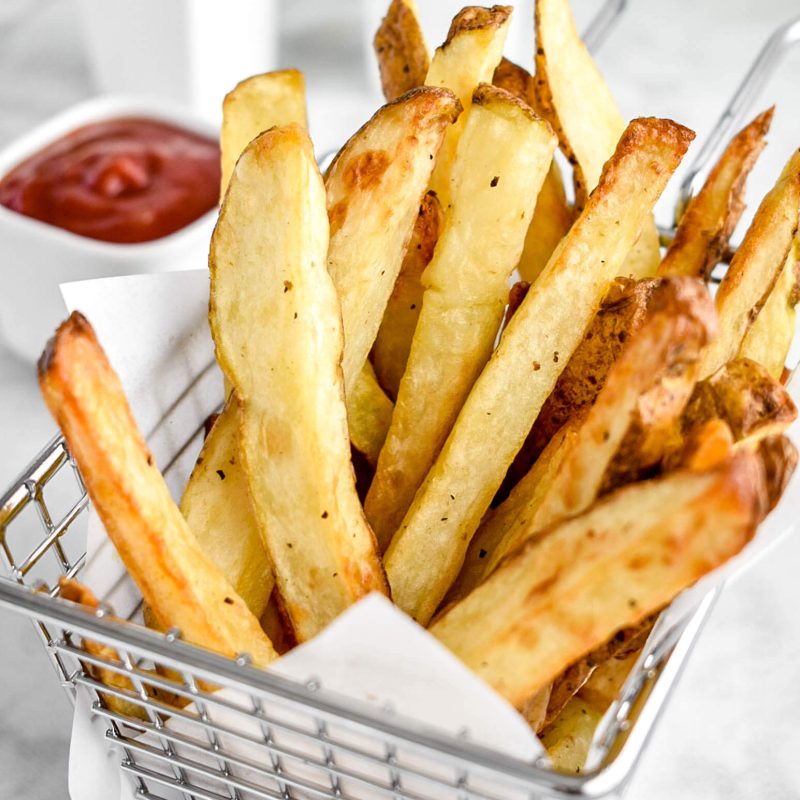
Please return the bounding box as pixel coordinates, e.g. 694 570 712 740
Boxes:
1 1 799 798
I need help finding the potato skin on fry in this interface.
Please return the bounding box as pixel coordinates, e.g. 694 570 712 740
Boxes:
503 277 661 497
430 452 767 708
738 235 800 378
699 148 800 378
659 108 773 280
374 0 429 102
534 0 661 277
683 358 798 443
39 313 277 667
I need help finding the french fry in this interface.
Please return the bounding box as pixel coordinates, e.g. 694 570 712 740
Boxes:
502 277 662 495
326 87 460 394
384 118 694 624
541 614 656 732
59 578 148 720
457 277 715 598
518 159 574 284
39 313 277 666
180 394 274 618
220 69 307 196
374 0 429 102
447 420 577 605
683 358 797 445
187 89 456 560
738 234 800 378
347 361 395 466
371 191 442 399
503 280 530 328
492 57 574 284
659 108 774 280
534 0 661 277
191 69 306 598
209 125 388 643
577 649 641 713
664 418 735 473
540 697 603 774
430 450 769 707
757 434 799 511
425 5 512 209
366 85 557 550
699 149 800 378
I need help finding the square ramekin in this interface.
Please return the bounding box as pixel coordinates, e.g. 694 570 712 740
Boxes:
0 95 218 362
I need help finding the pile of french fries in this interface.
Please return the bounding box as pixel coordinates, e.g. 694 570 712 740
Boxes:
37 0 799 774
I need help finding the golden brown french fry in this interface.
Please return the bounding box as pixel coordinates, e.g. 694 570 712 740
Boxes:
659 108 774 280
425 5 511 209
366 85 557 550
220 69 307 196
374 0 429 101
534 0 661 277
491 57 574 284
738 234 800 378
180 394 274 618
699 149 800 378
347 361 394 466
757 434 799 511
458 278 715 597
430 451 768 707
59 578 148 720
540 697 603 774
664 418 735 473
39 313 277 666
326 87 460 394
384 118 694 624
372 191 442 400
683 358 797 444
209 125 388 643
541 613 656 732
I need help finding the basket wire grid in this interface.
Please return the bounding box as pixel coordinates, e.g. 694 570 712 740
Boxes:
1 6 799 800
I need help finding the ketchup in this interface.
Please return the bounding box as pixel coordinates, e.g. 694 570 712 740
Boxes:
0 117 220 243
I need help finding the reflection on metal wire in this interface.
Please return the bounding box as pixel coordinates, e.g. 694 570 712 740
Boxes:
675 14 800 224
583 0 629 55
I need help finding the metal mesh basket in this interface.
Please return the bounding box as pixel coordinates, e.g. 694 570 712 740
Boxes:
1 7 799 799
0 431 722 800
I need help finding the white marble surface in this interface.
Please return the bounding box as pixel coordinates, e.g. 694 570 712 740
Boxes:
1 1 799 798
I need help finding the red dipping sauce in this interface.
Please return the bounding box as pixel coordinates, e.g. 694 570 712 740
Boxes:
0 117 220 243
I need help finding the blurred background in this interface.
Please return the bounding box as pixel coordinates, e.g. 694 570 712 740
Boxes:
1 1 799 798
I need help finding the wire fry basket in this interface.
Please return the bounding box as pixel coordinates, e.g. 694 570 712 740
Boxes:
1 7 799 799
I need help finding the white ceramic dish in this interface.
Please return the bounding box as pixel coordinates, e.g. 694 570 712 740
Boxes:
0 95 218 362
